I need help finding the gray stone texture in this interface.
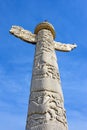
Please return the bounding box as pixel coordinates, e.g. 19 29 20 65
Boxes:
10 21 77 130
26 29 67 130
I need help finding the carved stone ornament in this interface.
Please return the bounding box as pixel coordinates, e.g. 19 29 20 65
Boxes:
10 21 77 130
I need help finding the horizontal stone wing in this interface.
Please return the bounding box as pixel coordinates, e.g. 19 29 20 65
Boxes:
54 41 77 52
9 26 36 44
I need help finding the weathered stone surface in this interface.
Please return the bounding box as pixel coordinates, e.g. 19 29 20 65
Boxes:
10 26 36 44
54 41 77 52
10 21 77 130
26 28 67 130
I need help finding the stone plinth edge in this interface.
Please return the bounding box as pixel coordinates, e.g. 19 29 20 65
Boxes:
34 22 56 39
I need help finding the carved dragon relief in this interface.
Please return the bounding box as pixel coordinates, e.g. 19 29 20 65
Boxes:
10 22 77 130
26 91 67 128
33 44 59 80
32 62 60 80
35 41 54 54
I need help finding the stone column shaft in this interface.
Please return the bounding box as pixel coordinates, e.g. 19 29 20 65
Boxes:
10 21 77 130
26 29 68 130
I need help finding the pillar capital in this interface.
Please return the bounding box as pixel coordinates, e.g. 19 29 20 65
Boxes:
34 22 56 39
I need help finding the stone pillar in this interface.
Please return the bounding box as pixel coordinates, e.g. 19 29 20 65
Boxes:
26 22 68 130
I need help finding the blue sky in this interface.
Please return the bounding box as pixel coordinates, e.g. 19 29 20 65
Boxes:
0 0 87 130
